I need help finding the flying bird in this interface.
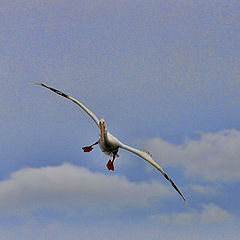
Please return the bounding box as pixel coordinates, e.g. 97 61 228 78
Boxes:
36 82 187 204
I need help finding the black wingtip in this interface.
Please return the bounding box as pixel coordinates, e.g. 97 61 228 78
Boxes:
35 82 44 86
35 82 69 99
164 173 187 204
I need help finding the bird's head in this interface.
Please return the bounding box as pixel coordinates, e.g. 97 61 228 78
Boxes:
99 117 107 141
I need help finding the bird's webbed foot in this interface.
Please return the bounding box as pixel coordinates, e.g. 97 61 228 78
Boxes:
82 146 94 152
106 160 114 171
82 141 98 152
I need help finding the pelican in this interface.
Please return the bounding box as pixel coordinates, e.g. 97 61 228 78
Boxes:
36 82 187 204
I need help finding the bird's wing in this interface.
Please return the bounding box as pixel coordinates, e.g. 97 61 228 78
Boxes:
36 82 100 127
119 142 187 204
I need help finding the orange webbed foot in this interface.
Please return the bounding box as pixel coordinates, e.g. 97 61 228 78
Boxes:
82 146 93 152
106 160 114 171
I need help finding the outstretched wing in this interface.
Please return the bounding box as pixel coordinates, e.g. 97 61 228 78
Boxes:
119 142 187 204
36 82 100 128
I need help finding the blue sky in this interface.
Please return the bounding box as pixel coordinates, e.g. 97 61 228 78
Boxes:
1 0 240 239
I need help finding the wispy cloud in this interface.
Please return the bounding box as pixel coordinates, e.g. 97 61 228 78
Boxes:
143 129 240 181
150 203 236 227
191 184 217 195
0 163 172 216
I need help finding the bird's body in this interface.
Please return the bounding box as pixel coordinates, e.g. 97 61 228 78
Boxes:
99 132 120 157
36 82 187 204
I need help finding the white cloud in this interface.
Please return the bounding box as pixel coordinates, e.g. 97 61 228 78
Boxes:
200 204 234 224
143 129 240 181
0 163 172 215
150 203 235 227
0 203 238 240
191 184 217 195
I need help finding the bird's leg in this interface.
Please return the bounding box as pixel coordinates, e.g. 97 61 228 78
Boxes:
82 141 98 152
107 154 116 171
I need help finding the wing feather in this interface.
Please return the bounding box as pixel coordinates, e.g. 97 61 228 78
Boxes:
36 82 100 127
119 142 187 204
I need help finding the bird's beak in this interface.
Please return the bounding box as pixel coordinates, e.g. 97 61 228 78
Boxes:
100 123 105 142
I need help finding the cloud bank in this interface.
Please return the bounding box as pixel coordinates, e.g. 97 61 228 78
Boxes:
0 163 172 215
143 129 240 181
150 203 235 227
